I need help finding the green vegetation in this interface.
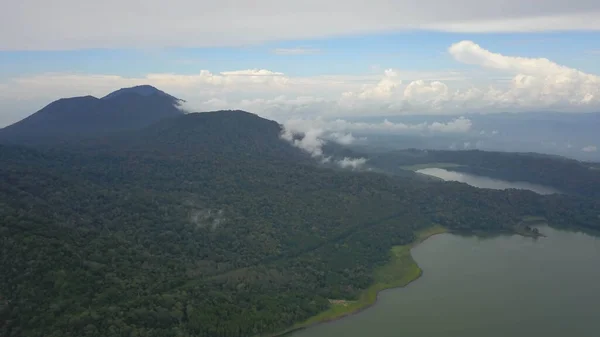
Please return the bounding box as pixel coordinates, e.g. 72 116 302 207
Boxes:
1 112 599 337
413 225 448 243
399 163 462 171
274 226 448 336
370 149 600 198
522 215 548 223
514 216 548 237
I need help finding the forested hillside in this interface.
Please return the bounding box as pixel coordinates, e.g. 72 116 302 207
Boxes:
368 149 600 198
2 111 599 337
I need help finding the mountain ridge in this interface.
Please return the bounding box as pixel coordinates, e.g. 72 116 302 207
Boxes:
0 85 185 145
101 85 180 101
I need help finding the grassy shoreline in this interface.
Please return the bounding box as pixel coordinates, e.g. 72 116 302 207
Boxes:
268 225 447 337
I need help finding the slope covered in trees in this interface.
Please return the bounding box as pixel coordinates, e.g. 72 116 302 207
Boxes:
1 111 599 337
368 148 600 199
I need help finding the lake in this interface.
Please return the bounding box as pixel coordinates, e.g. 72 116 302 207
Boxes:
290 227 600 337
416 168 558 195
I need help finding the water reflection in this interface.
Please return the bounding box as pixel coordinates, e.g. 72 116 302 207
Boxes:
416 168 558 195
291 227 600 337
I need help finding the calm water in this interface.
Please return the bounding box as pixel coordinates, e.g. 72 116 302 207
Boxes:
291 227 600 337
416 168 559 195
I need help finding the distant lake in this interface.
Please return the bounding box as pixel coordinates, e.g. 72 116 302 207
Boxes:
291 227 600 337
416 168 558 195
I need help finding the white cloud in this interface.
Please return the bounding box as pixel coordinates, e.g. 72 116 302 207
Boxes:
2 1 600 50
337 157 368 169
328 132 358 145
2 40 600 127
282 117 473 136
219 69 285 76
147 69 290 89
281 127 326 158
343 69 402 100
280 125 367 169
582 145 597 152
429 117 472 133
404 80 449 106
277 115 471 167
423 12 600 33
449 40 600 107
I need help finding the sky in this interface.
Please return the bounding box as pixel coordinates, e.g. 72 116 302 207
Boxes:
1 0 600 128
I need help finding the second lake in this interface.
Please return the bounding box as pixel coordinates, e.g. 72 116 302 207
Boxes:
416 167 559 195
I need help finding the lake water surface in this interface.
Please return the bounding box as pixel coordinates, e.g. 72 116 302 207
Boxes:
291 227 600 337
416 168 559 195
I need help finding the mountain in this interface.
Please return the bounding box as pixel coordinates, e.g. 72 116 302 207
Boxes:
1 106 599 337
113 110 308 160
347 112 600 162
101 84 178 101
65 110 314 171
0 85 184 145
366 148 600 199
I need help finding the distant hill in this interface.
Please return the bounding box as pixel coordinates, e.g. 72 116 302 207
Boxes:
367 148 600 199
0 85 184 145
89 109 311 163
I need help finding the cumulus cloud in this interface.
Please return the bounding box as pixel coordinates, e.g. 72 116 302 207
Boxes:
280 127 326 157
404 80 449 106
343 69 402 100
337 157 368 169
328 132 358 145
280 125 368 169
429 117 472 133
283 117 472 135
582 145 597 152
277 115 472 169
147 69 290 89
2 40 600 127
3 1 600 50
449 40 600 107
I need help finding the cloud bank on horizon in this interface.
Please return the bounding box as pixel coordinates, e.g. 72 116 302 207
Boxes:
1 40 599 127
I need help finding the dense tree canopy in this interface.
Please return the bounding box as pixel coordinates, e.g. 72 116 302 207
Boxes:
1 111 599 337
368 148 600 198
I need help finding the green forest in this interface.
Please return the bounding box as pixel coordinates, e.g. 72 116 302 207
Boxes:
1 111 599 337
368 148 600 198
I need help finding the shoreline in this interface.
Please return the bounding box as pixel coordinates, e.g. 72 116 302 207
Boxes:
267 226 448 337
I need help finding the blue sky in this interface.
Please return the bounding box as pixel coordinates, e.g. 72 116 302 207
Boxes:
2 31 600 78
1 0 600 127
